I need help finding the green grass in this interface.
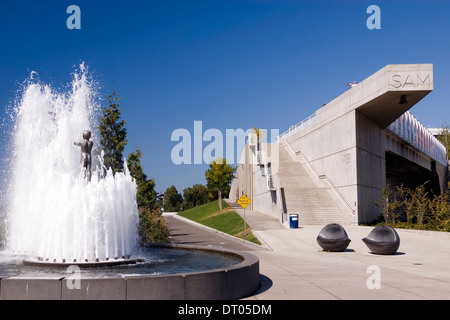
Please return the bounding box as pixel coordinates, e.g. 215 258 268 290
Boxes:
178 200 261 245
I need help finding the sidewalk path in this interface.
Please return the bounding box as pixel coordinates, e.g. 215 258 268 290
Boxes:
164 203 450 300
163 212 263 252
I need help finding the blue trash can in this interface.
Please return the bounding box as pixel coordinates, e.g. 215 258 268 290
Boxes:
289 214 299 229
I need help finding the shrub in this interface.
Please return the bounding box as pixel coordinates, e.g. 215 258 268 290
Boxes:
376 182 450 231
138 207 170 243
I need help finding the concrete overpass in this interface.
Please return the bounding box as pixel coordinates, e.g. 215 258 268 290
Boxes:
385 111 447 194
230 64 449 226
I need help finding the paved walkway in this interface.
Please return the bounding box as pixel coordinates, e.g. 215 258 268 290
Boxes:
164 203 450 300
164 212 262 252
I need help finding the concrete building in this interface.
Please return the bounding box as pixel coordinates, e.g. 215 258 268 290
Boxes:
230 64 449 226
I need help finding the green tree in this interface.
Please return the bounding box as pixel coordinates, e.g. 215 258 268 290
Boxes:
96 91 169 243
163 185 183 212
127 147 157 210
97 91 127 174
374 185 400 224
412 182 431 229
251 126 265 151
138 207 170 243
396 184 416 225
429 188 450 231
127 147 169 243
183 184 209 210
205 157 236 211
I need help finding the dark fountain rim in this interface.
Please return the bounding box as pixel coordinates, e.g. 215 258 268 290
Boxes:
23 257 145 269
21 242 255 271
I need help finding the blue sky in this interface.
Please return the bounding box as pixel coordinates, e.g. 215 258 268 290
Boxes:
1 0 450 195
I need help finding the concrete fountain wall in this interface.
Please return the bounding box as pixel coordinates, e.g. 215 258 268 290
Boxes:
0 244 260 300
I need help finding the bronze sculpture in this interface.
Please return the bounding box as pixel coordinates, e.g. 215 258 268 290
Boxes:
74 130 93 182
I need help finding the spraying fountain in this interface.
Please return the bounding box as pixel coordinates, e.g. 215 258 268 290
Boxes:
7 67 140 267
0 65 260 300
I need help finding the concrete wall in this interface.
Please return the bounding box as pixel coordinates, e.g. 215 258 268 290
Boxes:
286 105 359 220
230 143 253 204
355 111 386 222
253 143 279 219
284 109 388 223
230 142 280 219
0 245 260 300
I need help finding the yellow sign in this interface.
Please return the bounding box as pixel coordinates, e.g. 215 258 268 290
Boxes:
237 195 251 209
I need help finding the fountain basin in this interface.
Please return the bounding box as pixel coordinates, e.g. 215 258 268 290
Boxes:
0 243 260 300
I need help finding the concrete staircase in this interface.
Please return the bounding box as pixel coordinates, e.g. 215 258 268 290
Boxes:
277 143 350 225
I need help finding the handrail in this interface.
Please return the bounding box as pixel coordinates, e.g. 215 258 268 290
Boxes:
278 113 316 142
266 174 276 191
275 174 288 226
282 141 356 217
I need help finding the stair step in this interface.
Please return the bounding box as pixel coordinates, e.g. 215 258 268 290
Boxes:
278 143 349 225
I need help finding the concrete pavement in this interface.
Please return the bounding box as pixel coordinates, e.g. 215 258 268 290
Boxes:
164 212 263 252
164 204 450 300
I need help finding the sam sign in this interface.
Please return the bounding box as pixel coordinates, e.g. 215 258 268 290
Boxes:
238 195 251 209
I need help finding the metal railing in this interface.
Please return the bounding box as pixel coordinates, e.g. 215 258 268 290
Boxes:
256 150 264 165
266 174 276 191
282 140 356 218
278 113 316 142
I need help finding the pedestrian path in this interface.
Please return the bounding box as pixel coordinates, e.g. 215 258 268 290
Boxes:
164 205 450 300
163 212 263 252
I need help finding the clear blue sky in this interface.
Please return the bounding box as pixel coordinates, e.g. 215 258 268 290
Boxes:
1 0 449 195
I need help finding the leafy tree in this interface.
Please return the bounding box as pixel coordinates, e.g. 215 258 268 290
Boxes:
396 184 416 225
138 207 170 243
183 184 208 210
127 147 156 209
127 147 169 242
251 126 265 142
429 188 450 231
207 184 231 202
251 126 265 150
163 185 183 212
411 182 430 228
205 158 236 211
96 90 169 242
376 181 450 231
374 185 400 224
97 91 127 174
